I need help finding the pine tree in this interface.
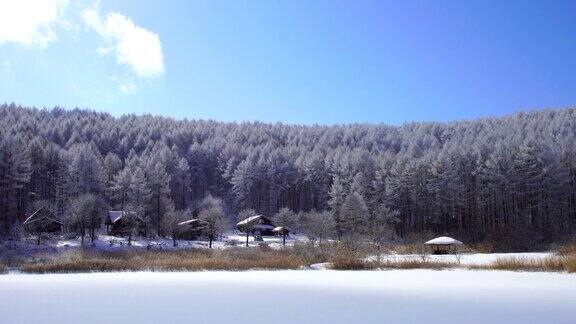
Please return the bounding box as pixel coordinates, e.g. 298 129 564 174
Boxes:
340 191 369 238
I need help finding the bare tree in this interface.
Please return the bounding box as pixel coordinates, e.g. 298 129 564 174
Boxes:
302 211 336 244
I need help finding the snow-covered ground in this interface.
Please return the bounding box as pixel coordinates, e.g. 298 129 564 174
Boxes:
17 232 309 251
372 252 553 266
1 270 575 323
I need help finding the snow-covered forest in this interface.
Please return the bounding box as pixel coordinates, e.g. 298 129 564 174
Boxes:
1 104 575 247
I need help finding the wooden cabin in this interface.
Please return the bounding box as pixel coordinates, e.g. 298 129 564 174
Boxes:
105 211 146 236
236 215 275 236
424 236 464 254
176 219 207 240
22 207 63 234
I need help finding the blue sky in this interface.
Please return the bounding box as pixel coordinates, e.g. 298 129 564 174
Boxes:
1 1 575 125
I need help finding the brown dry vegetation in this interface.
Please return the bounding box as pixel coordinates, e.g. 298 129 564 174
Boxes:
329 247 456 270
14 241 576 274
330 257 456 270
469 255 576 273
20 245 328 273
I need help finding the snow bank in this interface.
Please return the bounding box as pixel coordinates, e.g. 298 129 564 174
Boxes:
1 270 574 323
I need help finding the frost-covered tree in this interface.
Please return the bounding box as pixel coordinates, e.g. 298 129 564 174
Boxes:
67 144 104 195
145 156 172 236
103 153 123 198
66 193 106 245
273 207 297 245
0 135 31 236
128 166 152 233
198 195 228 248
2 105 576 246
339 192 369 238
301 210 336 244
163 209 188 247
367 206 400 261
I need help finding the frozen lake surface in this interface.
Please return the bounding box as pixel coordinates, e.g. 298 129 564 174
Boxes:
1 270 575 324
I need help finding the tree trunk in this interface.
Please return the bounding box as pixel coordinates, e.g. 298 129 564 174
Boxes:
209 236 213 249
282 234 286 246
37 230 41 245
246 231 249 247
157 191 161 236
181 181 186 210
173 231 177 247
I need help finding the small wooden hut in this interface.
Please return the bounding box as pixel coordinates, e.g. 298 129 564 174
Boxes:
22 207 63 244
236 215 275 236
424 236 463 254
176 219 207 240
105 211 146 236
22 207 63 233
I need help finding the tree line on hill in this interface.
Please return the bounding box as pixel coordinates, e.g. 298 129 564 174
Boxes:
1 104 575 250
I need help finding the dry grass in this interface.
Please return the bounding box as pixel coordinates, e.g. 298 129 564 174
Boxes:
0 263 7 274
330 253 372 270
376 259 456 270
329 247 456 270
330 258 456 270
20 247 312 273
385 243 426 255
555 242 576 256
469 255 576 273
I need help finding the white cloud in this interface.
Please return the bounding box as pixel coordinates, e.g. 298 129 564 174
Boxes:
82 6 164 77
108 74 137 94
119 81 137 94
0 0 69 47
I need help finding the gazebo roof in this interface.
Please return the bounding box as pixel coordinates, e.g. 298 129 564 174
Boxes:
424 236 463 245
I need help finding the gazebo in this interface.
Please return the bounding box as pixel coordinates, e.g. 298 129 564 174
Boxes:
424 236 463 254
272 226 290 245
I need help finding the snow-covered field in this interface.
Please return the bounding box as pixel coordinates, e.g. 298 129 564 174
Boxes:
374 252 554 265
1 270 575 324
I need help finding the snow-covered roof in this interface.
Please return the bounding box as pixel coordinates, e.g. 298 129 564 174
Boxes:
273 226 289 232
424 236 463 245
236 215 262 226
108 211 124 223
109 211 143 224
177 219 200 226
22 207 63 226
